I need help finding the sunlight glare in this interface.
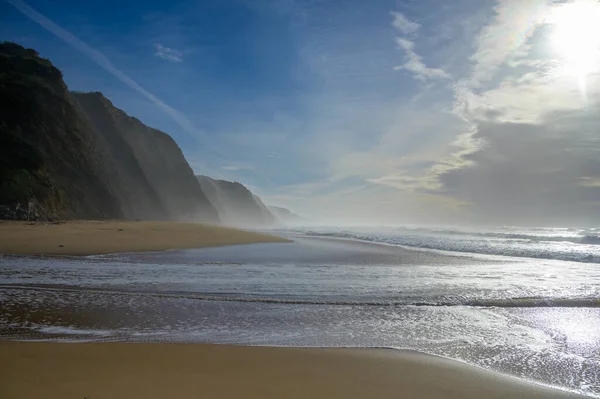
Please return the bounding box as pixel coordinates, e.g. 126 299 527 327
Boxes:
548 2 600 79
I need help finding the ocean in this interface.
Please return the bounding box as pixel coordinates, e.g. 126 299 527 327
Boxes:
292 224 600 263
1 226 599 397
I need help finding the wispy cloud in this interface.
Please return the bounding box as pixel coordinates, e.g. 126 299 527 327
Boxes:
390 11 420 35
154 43 184 62
5 0 200 139
579 177 600 188
393 37 449 81
468 0 549 86
391 11 449 81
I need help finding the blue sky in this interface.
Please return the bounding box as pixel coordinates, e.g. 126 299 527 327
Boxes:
3 0 600 225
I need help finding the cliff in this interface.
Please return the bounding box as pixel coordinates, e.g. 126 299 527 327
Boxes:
0 42 219 222
73 92 218 222
0 42 122 219
196 175 275 226
268 205 301 224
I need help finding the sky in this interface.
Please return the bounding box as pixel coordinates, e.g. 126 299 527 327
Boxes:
2 0 600 226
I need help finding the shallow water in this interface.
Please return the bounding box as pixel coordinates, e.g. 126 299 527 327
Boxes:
1 236 599 396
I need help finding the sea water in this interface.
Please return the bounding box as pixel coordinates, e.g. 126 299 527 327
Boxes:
1 229 599 397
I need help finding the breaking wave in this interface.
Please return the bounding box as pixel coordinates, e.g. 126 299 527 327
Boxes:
295 226 600 263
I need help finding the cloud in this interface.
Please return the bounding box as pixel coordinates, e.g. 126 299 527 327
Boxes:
367 174 436 192
458 72 597 125
579 177 600 188
436 110 600 225
245 1 600 225
390 11 420 35
309 95 474 218
378 1 600 225
451 1 556 125
5 0 201 140
430 0 600 225
11 0 597 225
393 39 450 81
468 0 549 86
154 43 184 62
391 11 449 81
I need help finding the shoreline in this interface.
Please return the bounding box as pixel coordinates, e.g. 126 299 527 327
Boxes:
0 342 587 399
1 229 597 397
294 232 506 262
0 220 289 256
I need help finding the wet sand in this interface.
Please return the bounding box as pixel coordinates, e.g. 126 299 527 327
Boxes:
0 342 585 399
0 220 289 256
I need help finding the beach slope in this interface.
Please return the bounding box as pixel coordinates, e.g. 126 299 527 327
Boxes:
0 221 288 256
0 342 586 399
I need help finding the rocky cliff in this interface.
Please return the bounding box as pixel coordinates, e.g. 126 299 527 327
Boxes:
268 205 301 224
0 42 219 222
0 42 122 219
73 92 218 222
196 175 275 226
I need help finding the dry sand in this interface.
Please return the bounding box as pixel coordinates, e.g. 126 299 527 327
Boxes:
0 220 289 256
0 342 584 399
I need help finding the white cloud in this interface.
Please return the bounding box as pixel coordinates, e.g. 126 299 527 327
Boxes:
390 11 420 35
395 37 414 51
394 44 450 81
468 0 549 86
463 73 595 124
579 177 600 188
428 0 600 224
391 11 449 81
154 43 184 62
266 1 600 224
452 0 600 127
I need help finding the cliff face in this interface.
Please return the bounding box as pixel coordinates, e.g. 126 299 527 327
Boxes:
268 205 301 224
0 42 219 222
196 175 275 226
73 92 218 222
0 42 122 219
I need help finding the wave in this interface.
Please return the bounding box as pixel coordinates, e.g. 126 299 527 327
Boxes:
305 228 600 245
581 235 600 244
301 230 600 263
37 326 114 336
2 285 599 308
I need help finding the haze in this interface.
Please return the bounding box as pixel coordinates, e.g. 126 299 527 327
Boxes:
3 0 600 227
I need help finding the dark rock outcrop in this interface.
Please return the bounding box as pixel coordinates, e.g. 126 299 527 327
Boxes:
196 175 275 226
0 42 219 222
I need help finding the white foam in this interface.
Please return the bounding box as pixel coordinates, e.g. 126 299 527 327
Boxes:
37 325 114 336
297 225 600 263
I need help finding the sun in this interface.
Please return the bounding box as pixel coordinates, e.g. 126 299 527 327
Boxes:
548 1 600 79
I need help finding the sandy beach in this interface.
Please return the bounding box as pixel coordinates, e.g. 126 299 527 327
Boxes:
0 220 288 256
1 234 598 396
0 342 585 399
